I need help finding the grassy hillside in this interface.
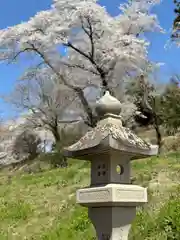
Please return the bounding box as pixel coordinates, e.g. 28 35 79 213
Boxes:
0 153 180 239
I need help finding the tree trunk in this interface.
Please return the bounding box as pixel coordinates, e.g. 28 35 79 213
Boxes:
52 127 61 143
153 115 162 154
49 118 61 145
100 72 115 96
51 124 68 168
77 89 97 128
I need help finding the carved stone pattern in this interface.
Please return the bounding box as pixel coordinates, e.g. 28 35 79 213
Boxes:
66 121 151 151
78 189 110 202
115 189 145 201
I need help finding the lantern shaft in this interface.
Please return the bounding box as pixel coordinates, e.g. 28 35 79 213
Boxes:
89 207 136 240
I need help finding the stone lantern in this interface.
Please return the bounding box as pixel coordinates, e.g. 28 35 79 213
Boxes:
64 91 158 240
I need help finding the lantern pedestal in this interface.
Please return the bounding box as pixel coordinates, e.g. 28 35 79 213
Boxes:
77 184 147 240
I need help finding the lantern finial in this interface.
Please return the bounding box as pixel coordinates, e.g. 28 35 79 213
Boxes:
95 91 121 117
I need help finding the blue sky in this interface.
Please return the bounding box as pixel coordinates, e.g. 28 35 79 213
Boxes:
0 0 178 120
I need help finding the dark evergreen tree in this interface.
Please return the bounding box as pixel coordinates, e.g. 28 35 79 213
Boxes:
172 0 180 41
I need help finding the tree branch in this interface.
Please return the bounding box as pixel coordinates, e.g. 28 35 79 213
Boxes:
80 16 95 59
8 47 35 64
60 61 98 75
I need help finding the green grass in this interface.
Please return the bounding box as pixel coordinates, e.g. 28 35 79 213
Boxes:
0 153 180 239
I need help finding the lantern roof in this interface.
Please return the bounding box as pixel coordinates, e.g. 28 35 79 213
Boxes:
64 91 158 159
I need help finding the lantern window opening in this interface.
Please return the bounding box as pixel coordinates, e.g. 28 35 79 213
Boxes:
116 164 124 175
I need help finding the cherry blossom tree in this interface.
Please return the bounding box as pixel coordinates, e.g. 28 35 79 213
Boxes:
0 0 162 127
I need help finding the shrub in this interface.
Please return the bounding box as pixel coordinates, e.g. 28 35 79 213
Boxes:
162 136 180 153
157 198 180 239
130 186 180 240
38 152 67 169
13 129 41 161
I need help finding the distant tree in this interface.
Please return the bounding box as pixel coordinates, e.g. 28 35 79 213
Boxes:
6 73 79 145
161 76 180 134
126 74 164 153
